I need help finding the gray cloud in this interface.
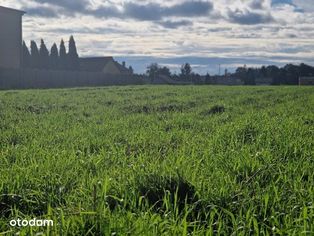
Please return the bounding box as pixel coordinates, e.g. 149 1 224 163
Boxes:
87 5 121 18
24 1 213 21
42 26 134 36
91 1 213 21
123 3 162 21
24 0 282 26
25 6 59 18
157 20 193 29
227 9 274 25
162 1 213 17
249 0 266 10
31 0 88 12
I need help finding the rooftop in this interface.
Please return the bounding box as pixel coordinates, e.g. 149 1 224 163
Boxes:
0 5 25 15
80 57 132 74
80 57 114 71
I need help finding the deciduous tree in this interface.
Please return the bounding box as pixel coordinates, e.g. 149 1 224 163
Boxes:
180 63 192 81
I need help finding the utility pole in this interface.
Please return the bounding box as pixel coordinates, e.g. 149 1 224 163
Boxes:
219 64 221 76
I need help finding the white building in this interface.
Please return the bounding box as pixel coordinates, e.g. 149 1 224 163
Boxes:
0 6 25 69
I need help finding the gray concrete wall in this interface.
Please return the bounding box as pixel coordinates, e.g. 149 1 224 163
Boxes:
0 8 23 69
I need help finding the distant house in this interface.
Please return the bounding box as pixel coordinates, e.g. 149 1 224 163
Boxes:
255 77 273 85
299 77 314 86
79 57 132 75
0 6 25 69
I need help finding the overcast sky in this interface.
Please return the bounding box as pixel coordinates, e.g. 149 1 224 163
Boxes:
1 0 314 74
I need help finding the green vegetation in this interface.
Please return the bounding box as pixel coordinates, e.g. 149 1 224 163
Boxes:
0 86 313 235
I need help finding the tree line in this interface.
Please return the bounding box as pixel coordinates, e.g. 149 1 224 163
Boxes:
234 63 314 85
146 62 314 85
22 36 80 71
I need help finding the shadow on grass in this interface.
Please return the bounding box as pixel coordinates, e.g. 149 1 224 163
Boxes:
201 105 225 116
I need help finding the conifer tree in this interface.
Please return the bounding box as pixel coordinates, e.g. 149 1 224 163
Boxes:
22 41 31 68
67 35 79 70
39 39 49 69
30 40 40 68
59 39 67 70
50 43 59 70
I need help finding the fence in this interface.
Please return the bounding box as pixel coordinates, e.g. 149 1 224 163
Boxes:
0 68 146 90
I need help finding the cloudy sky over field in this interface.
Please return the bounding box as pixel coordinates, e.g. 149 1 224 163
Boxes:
1 0 314 74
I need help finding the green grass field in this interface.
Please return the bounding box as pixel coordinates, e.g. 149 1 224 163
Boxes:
0 86 313 235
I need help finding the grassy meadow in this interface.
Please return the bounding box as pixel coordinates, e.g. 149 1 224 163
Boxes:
0 85 313 235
